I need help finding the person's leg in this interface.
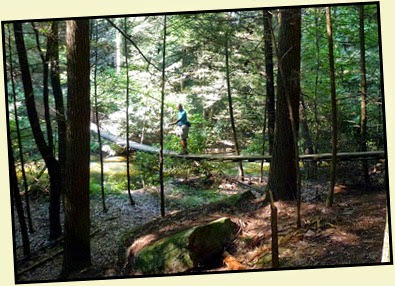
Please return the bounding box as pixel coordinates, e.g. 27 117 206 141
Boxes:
177 126 184 154
178 125 189 155
181 139 187 152
182 125 189 154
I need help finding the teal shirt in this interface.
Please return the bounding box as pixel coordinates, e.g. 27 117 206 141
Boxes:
177 109 188 126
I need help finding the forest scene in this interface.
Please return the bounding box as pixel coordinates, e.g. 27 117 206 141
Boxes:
3 2 390 283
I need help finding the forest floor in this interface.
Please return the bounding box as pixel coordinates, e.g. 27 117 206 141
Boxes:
13 164 388 283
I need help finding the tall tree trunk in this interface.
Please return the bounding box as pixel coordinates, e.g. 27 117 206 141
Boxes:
9 134 31 257
62 19 91 275
140 98 147 144
312 9 322 179
47 21 66 188
225 35 244 181
260 10 275 183
300 95 314 155
313 9 321 155
32 22 54 153
140 100 147 189
8 26 34 233
260 98 268 183
13 22 62 240
268 9 301 201
140 113 146 144
115 19 122 74
300 94 315 178
124 18 135 206
325 7 338 208
159 15 167 217
269 195 279 268
93 20 107 212
359 5 370 186
263 10 275 155
6 39 31 256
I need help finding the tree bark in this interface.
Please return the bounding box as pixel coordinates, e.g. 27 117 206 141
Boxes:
124 17 135 206
93 20 107 212
268 9 301 201
225 35 244 181
300 95 314 155
9 134 31 257
6 35 31 256
312 9 322 179
260 98 268 183
13 22 62 240
260 10 275 183
62 19 91 275
140 98 147 144
32 22 54 153
159 15 167 217
263 10 275 155
359 5 370 186
300 94 315 178
313 9 321 155
325 7 338 207
115 18 122 74
8 25 34 233
270 203 279 268
47 21 66 186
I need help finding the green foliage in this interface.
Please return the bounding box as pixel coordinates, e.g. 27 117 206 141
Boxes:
187 113 209 154
134 151 160 185
243 133 265 155
89 180 102 196
165 185 226 209
301 5 382 153
90 140 100 154
90 159 141 195
15 161 48 193
6 5 384 204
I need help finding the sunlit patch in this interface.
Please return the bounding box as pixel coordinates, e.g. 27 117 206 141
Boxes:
129 234 159 256
322 228 359 245
103 156 127 162
334 184 347 194
354 215 382 232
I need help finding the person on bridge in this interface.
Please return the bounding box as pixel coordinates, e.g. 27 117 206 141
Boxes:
169 103 190 155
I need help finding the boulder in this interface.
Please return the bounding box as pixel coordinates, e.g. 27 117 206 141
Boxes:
132 217 237 274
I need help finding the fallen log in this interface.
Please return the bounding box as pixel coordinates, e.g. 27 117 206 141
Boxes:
175 151 385 162
90 124 385 162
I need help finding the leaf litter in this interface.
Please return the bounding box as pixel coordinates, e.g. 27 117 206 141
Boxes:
12 176 387 281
